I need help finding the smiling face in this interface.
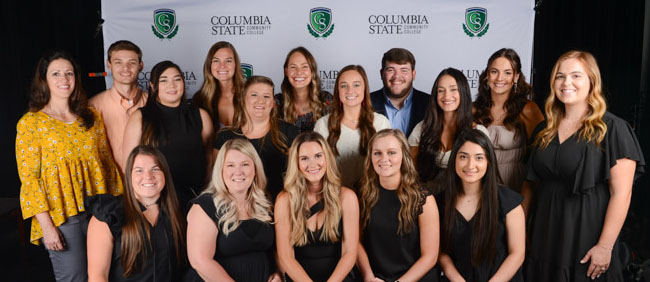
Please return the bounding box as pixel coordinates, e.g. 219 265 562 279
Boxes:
155 67 184 107
455 141 488 186
244 82 274 121
107 50 141 86
487 57 520 96
131 154 165 203
371 135 403 179
382 61 415 99
436 74 461 112
222 149 256 196
553 58 591 108
285 51 312 90
46 59 75 101
338 70 365 108
211 47 236 83
298 141 327 186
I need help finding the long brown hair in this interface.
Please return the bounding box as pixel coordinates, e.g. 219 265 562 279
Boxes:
280 47 327 124
121 145 185 277
359 129 421 234
327 65 376 156
29 49 95 129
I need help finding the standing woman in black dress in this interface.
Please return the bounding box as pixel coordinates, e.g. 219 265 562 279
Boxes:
186 139 280 282
524 50 644 281
275 131 359 281
123 61 214 210
438 129 525 282
357 129 439 281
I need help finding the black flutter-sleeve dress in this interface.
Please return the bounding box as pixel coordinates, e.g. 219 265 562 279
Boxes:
525 112 645 281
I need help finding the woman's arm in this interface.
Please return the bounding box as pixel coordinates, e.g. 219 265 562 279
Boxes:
581 158 636 280
199 108 215 183
398 195 439 281
187 204 235 282
488 205 526 282
327 188 359 282
438 253 465 282
121 110 142 171
357 243 384 282
410 146 419 168
87 216 114 282
521 101 545 139
274 192 313 282
520 181 535 215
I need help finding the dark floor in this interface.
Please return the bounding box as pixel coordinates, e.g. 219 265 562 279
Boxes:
0 220 54 282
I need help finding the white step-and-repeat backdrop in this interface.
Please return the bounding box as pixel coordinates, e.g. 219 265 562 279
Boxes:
101 0 534 98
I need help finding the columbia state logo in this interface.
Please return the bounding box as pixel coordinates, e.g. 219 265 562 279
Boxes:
308 7 334 38
152 8 179 39
462 7 489 38
241 63 253 80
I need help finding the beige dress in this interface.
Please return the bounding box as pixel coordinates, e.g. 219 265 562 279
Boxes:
488 125 526 191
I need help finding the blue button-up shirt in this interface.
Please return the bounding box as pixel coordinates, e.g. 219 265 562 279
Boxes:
383 88 413 134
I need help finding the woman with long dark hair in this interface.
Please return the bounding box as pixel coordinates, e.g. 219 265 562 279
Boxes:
16 49 122 281
409 68 489 194
438 129 525 282
87 146 186 281
123 61 214 209
473 48 544 191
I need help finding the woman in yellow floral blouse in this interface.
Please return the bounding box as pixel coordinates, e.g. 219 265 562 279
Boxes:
15 50 122 282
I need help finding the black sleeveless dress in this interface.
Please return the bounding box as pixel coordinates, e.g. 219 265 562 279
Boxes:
362 186 439 281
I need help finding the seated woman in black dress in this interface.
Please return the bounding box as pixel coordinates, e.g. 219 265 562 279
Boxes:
437 129 525 282
186 138 279 282
87 145 186 281
214 76 299 201
275 131 359 281
524 50 644 281
357 129 439 282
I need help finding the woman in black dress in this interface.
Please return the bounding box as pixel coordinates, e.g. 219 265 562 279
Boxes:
357 129 439 281
438 129 525 282
123 61 214 210
275 131 359 282
524 50 645 281
186 138 279 282
214 76 299 201
87 145 186 282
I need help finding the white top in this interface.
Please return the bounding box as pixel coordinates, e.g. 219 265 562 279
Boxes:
314 112 391 188
407 121 490 168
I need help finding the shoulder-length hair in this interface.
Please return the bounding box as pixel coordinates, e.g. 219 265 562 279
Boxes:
534 50 607 149
284 131 342 246
280 47 328 124
193 41 245 130
417 68 473 183
29 49 95 129
121 145 185 277
359 129 421 234
232 75 289 154
473 48 534 137
327 65 376 156
204 138 272 235
441 129 500 266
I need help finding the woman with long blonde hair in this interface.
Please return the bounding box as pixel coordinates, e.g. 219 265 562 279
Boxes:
275 131 359 281
523 50 644 281
186 138 279 282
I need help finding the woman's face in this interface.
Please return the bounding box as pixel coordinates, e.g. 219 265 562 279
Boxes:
298 141 327 186
244 82 274 121
338 70 365 108
285 52 312 90
553 58 590 107
371 135 403 179
487 57 520 96
211 47 236 83
222 149 256 195
156 67 184 107
455 141 488 186
436 74 461 112
46 59 75 101
131 154 165 203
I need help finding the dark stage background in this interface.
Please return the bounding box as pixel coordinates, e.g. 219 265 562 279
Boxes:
2 0 649 281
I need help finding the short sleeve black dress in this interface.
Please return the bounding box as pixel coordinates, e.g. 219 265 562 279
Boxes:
437 186 523 282
362 186 439 282
86 194 183 282
214 121 299 201
525 112 645 281
184 193 275 282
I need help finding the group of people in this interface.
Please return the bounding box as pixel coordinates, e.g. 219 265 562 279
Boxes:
15 39 644 282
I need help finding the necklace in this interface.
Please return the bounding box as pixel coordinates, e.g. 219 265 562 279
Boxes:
344 117 359 124
144 202 158 208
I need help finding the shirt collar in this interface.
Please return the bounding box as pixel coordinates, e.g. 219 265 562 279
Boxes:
383 87 414 110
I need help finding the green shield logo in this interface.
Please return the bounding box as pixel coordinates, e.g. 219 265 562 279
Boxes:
308 7 334 38
152 8 179 39
462 7 489 38
241 64 253 80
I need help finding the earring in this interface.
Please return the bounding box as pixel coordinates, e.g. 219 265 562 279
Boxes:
514 82 518 93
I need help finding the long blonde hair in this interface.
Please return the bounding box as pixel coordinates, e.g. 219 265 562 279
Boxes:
280 47 327 124
204 139 273 235
284 131 342 246
534 50 607 149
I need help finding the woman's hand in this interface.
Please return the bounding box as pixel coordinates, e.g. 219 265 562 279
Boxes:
365 277 384 282
267 272 282 282
42 224 65 251
580 244 612 280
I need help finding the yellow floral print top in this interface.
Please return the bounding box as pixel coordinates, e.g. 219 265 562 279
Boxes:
16 109 123 244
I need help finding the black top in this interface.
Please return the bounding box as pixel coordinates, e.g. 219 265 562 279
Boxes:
184 193 275 282
525 112 645 282
274 91 333 132
362 186 438 281
86 194 183 282
370 87 430 137
141 101 206 210
214 121 299 201
437 186 523 282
